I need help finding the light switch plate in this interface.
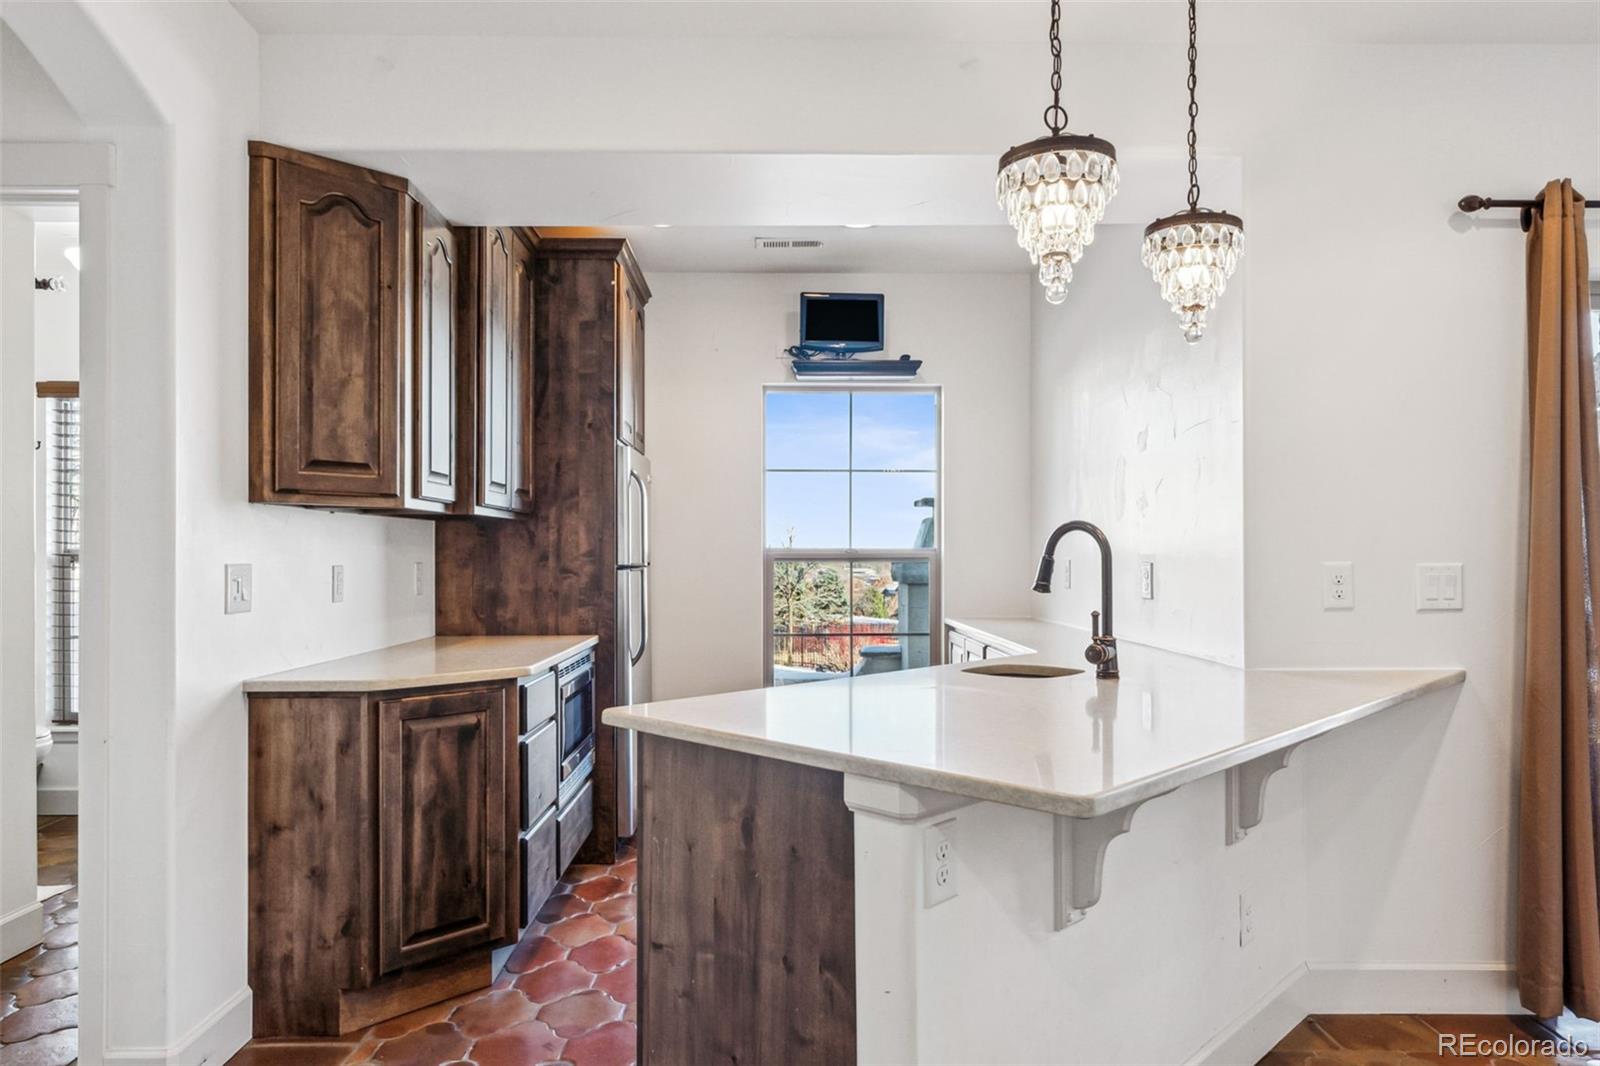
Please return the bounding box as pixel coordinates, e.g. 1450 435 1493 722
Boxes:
1322 562 1353 609
331 564 345 603
1416 563 1464 610
225 563 252 615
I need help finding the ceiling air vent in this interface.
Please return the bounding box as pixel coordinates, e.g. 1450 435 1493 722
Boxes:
754 237 824 250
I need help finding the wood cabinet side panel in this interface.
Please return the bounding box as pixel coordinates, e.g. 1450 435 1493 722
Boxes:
637 735 856 1066
248 695 376 1037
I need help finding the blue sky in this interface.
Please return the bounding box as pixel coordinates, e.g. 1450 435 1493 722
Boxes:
764 391 937 549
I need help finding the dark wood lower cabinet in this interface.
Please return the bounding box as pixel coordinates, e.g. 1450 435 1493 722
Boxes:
637 734 857 1066
248 681 518 1037
376 686 510 973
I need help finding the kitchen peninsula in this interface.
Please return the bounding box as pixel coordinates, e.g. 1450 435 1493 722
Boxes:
604 618 1465 1065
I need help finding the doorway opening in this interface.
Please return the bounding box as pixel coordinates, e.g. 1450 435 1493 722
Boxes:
2 195 82 1066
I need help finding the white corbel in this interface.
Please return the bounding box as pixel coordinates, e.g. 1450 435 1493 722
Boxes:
1224 742 1303 845
1053 792 1170 929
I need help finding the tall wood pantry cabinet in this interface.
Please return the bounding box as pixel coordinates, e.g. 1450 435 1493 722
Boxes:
436 238 651 865
248 142 534 518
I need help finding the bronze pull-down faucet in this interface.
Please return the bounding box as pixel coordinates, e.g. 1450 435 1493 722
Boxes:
1033 520 1119 680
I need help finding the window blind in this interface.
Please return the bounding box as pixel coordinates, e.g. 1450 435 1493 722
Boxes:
47 397 80 724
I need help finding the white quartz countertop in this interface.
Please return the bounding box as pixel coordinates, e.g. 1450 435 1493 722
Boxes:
243 635 598 694
602 617 1464 817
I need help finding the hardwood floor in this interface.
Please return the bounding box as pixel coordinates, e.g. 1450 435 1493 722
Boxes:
1260 1014 1578 1064
0 816 79 1066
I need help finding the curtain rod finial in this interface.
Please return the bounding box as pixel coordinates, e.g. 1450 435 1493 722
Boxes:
1458 194 1488 212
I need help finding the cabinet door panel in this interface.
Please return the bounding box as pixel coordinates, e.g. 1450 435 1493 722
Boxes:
414 206 458 505
509 234 535 514
615 277 646 453
630 300 645 453
478 228 517 512
273 160 402 499
377 685 508 973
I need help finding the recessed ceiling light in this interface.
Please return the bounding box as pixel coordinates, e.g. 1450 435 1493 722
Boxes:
843 224 874 229
653 223 672 229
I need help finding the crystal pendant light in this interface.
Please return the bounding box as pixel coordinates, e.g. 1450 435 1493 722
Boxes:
996 0 1118 305
1142 0 1243 342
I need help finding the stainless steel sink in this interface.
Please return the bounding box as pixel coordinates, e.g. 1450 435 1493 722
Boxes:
962 663 1083 679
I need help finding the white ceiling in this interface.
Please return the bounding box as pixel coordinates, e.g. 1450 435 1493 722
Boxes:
329 149 1237 273
539 225 1030 275
232 0 1599 45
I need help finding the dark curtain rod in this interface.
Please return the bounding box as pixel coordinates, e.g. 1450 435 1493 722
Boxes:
1458 193 1598 232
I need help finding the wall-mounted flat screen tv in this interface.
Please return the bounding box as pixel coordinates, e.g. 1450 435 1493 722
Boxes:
799 292 884 355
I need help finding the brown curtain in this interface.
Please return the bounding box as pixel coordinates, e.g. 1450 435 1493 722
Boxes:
1519 179 1600 1019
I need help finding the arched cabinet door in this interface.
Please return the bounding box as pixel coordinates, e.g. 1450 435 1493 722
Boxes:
472 226 536 517
413 203 459 508
257 152 405 502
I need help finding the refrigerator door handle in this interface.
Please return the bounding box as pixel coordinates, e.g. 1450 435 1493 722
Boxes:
633 565 648 667
630 467 651 568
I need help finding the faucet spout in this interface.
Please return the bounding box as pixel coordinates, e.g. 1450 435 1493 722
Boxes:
1033 520 1118 679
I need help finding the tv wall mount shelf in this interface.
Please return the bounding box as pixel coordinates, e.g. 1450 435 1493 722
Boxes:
787 348 923 379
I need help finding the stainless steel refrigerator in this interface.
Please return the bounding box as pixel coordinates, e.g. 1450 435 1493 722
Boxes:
615 443 651 838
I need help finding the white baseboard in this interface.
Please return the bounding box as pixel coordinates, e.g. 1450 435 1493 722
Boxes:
37 787 77 816
1303 961 1521 1014
1189 962 1521 1065
101 985 252 1066
0 899 44 963
1189 964 1312 1066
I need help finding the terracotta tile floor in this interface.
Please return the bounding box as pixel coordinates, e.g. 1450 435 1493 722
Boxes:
1260 1014 1577 1064
1 816 80 1066
231 847 637 1066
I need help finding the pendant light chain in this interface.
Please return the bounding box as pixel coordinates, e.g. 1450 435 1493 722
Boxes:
1043 0 1067 135
1185 0 1200 210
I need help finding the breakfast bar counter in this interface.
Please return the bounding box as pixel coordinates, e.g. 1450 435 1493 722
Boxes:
604 618 1466 1065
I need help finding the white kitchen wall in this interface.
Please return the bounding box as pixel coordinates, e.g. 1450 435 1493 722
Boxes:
1 8 435 1060
646 272 1033 701
1030 223 1245 665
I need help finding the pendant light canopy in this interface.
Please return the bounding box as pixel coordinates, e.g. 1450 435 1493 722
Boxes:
996 0 1118 305
1142 0 1243 342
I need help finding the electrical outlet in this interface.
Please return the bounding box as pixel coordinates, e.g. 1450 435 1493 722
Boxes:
1322 561 1353 609
924 818 958 907
1063 558 1072 590
224 563 252 615
1239 890 1256 946
331 564 345 603
1416 563 1463 611
413 561 426 597
1140 560 1155 600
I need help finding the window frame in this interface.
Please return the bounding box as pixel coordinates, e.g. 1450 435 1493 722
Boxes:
761 383 944 686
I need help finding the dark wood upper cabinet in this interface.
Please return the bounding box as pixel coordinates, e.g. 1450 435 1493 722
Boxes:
250 142 535 519
412 198 459 508
468 227 537 517
618 277 647 453
250 143 408 505
376 685 511 973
